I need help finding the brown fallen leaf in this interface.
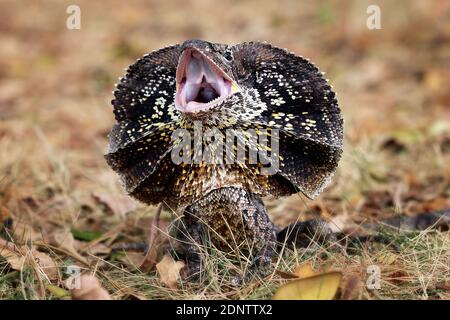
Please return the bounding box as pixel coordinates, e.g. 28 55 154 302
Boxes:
273 272 342 300
122 251 146 267
51 229 79 253
49 229 88 265
0 239 24 270
92 192 138 217
156 254 185 289
339 274 362 300
32 250 59 281
71 274 112 300
0 239 59 281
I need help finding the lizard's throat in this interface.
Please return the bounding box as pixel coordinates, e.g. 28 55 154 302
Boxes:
175 49 238 114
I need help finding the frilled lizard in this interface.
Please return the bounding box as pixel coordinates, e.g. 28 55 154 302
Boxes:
105 40 343 283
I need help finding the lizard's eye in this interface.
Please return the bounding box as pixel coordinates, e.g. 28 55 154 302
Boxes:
223 50 233 61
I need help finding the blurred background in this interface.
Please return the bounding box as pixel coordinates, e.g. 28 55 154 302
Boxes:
0 0 449 268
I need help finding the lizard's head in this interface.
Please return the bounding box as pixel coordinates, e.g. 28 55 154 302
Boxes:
175 40 240 114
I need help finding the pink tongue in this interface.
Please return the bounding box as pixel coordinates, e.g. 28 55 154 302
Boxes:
184 53 228 100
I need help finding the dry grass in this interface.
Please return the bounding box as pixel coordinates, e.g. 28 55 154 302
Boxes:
0 0 449 299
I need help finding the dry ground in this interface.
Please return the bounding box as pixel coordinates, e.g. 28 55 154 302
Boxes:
0 0 449 299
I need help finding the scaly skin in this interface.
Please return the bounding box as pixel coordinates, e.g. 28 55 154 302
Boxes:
105 40 343 282
173 187 277 283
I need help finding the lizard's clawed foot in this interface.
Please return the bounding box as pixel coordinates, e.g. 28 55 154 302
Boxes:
183 262 203 282
228 248 274 286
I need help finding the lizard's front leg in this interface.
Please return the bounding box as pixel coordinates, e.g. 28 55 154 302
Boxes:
182 187 277 284
237 192 277 284
170 214 204 281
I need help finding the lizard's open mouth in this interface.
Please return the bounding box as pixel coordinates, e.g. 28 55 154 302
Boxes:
175 48 238 114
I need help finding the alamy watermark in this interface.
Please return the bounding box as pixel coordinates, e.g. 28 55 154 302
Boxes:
366 265 381 290
170 121 280 175
65 265 81 289
65 4 381 31
366 4 382 30
66 5 81 30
